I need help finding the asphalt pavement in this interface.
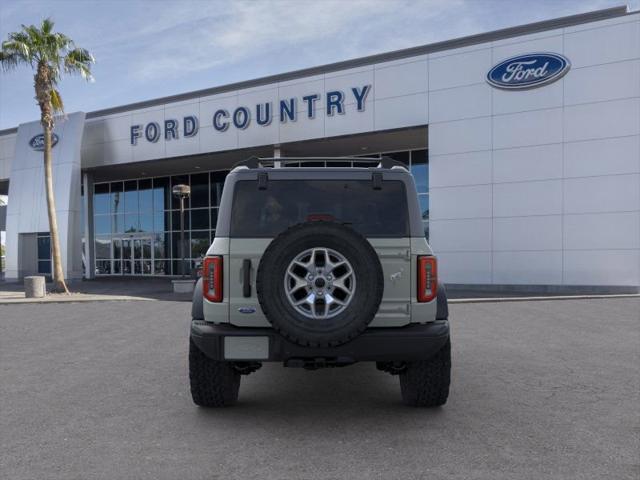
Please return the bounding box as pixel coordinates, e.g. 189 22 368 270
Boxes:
1 298 638 480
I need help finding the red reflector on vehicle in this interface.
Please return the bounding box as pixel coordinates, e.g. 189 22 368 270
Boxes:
306 214 335 222
417 256 437 303
203 256 223 302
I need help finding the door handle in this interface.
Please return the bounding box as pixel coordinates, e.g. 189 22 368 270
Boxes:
242 259 252 297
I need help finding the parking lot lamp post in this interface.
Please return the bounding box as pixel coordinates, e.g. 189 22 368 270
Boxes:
172 185 191 278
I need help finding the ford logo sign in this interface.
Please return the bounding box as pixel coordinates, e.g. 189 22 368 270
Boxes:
238 307 256 314
29 133 59 151
487 53 570 90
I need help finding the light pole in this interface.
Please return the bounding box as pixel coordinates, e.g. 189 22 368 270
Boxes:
172 184 191 278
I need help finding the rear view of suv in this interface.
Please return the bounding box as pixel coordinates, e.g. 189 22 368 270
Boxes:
189 157 451 407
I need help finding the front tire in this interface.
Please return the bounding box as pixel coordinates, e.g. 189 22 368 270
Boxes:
189 338 241 407
399 339 451 407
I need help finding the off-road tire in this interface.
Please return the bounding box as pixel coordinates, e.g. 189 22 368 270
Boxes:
189 338 241 407
256 221 384 348
399 338 451 407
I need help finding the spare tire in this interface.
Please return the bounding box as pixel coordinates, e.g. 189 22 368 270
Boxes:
256 222 384 347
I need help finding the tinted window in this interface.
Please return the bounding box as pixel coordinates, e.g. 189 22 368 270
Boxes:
230 180 409 237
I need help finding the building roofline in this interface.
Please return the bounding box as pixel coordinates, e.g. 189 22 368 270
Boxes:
0 5 631 136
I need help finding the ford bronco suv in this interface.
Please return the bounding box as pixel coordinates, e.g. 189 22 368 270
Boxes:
189 157 451 407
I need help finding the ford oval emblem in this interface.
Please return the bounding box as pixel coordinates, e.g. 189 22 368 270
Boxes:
238 306 256 314
487 53 570 90
29 133 59 151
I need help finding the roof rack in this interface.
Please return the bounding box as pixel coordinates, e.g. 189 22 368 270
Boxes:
233 156 407 170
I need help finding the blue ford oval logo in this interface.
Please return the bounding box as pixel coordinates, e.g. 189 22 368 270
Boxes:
238 307 256 314
487 53 570 90
29 133 59 151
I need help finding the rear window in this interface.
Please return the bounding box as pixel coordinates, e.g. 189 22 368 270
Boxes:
230 179 409 238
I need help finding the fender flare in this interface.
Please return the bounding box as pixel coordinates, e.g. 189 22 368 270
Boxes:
436 282 448 320
192 278 204 320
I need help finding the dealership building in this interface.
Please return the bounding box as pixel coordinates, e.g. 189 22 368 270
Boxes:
0 6 639 292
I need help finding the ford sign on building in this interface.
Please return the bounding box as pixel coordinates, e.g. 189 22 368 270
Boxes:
486 53 571 89
0 6 638 293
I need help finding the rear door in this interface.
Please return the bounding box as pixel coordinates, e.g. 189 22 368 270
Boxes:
226 174 412 327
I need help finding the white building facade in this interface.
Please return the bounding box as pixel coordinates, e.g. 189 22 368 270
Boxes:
0 6 638 292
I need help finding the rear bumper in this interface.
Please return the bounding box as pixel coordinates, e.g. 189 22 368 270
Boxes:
190 320 450 363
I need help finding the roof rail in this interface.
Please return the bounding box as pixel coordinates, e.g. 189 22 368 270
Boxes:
233 156 407 170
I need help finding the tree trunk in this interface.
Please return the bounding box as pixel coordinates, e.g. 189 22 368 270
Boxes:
36 62 68 294
43 122 69 293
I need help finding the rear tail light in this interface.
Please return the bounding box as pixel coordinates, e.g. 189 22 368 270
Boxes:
203 256 223 302
417 256 437 302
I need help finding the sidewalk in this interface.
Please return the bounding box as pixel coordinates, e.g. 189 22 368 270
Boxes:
0 277 193 304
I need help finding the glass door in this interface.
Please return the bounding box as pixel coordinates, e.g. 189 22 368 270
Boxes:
133 237 153 275
113 236 153 275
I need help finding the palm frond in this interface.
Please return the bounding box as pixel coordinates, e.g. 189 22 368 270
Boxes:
0 51 20 70
50 88 64 113
41 17 54 35
64 47 94 81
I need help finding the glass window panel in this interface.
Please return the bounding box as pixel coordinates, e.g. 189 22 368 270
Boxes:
122 239 132 260
210 208 219 230
142 239 152 259
191 208 209 230
142 260 152 274
230 180 409 238
124 213 139 232
190 231 210 257
112 214 124 234
190 173 209 208
172 232 188 259
133 239 143 259
95 236 111 259
123 260 132 275
139 212 153 232
210 171 227 206
111 182 123 215
172 210 190 231
153 211 169 232
172 260 190 277
418 194 429 221
113 260 122 274
124 180 138 213
94 183 110 214
154 260 170 275
95 215 111 235
385 151 410 165
171 175 190 209
134 261 142 274
37 235 51 260
38 260 51 274
138 179 153 212
113 238 122 260
153 177 170 211
153 233 167 258
423 221 429 240
96 260 111 275
411 149 428 194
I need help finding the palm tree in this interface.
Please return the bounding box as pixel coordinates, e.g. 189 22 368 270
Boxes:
0 18 94 293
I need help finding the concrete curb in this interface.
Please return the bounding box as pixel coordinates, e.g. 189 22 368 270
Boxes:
449 293 640 304
0 295 154 305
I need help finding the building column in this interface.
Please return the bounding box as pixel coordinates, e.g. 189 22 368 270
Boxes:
83 172 95 279
273 144 281 167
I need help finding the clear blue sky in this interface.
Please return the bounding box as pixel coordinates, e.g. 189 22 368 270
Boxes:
0 0 634 130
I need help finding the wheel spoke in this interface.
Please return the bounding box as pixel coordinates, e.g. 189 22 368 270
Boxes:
286 269 308 293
